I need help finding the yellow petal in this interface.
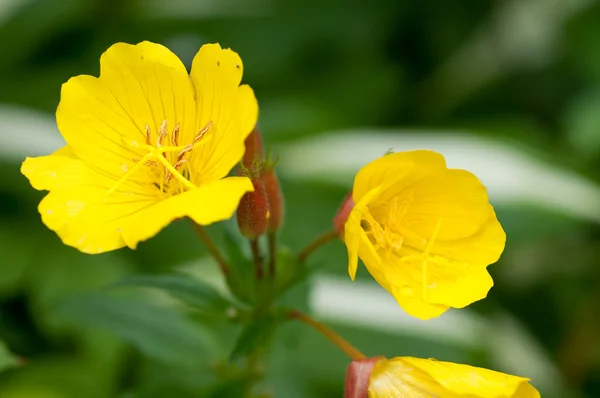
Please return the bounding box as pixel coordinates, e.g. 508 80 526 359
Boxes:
189 44 259 183
354 150 446 203
120 177 253 249
360 246 449 320
57 41 196 179
350 222 450 319
390 252 493 311
433 206 506 266
39 186 156 254
350 209 503 317
39 175 251 253
392 209 504 311
400 357 540 397
22 147 90 191
381 168 490 242
345 186 382 280
369 357 451 397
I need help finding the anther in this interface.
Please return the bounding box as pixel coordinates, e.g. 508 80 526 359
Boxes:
145 124 152 145
157 120 168 147
172 122 181 147
177 144 194 160
194 121 213 144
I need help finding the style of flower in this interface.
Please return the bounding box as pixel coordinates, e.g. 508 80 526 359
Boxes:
368 356 540 397
343 150 505 319
21 41 258 253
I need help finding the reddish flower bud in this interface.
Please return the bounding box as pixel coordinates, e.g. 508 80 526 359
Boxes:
237 172 270 239
263 164 284 232
345 357 383 398
242 125 264 169
333 193 354 236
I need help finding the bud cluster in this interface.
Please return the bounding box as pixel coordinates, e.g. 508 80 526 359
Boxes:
236 126 284 239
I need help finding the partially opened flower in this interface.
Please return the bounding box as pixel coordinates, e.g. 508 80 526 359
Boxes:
366 356 539 397
21 41 258 253
342 150 505 319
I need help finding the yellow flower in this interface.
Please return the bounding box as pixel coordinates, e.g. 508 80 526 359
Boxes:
368 356 540 397
344 150 505 319
21 42 258 254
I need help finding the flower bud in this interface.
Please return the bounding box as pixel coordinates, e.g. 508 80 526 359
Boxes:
237 169 270 239
344 357 382 398
333 193 354 236
263 163 284 232
242 125 264 169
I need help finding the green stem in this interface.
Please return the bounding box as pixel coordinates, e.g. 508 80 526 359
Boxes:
250 238 263 280
289 310 366 360
192 222 230 275
298 230 338 263
268 232 277 277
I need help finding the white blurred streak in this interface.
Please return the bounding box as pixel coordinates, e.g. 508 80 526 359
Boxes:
0 104 64 160
0 104 64 161
278 130 600 223
310 274 565 393
310 274 486 348
0 0 33 25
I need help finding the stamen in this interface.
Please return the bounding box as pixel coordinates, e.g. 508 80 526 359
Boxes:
155 154 196 191
165 159 188 184
363 211 385 244
194 121 213 144
108 121 212 199
387 194 411 225
157 120 168 147
145 124 151 145
172 122 181 146
177 144 194 160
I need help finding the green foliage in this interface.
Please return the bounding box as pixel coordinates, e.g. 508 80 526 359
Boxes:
109 273 236 314
222 226 257 305
1 0 600 396
56 294 218 365
229 314 278 362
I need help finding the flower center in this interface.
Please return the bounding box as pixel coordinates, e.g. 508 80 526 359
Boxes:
362 195 443 300
105 120 212 199
363 196 412 254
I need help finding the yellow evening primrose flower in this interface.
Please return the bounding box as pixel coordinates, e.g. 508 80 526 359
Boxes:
21 41 258 254
344 150 505 320
368 356 540 397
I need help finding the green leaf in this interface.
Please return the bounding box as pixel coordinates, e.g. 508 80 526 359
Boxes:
229 315 277 362
57 294 218 365
108 273 233 314
0 340 19 373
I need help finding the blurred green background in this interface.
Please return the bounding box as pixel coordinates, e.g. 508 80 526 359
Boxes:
1 0 600 396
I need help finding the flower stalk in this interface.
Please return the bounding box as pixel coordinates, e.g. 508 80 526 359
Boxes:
267 232 277 277
289 310 366 361
298 230 339 263
192 222 230 275
250 238 263 279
